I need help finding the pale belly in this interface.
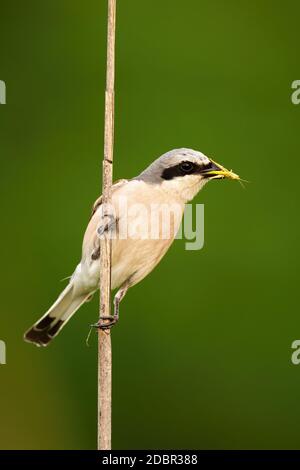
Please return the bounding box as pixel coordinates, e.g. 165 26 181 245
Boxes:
111 236 174 290
77 235 175 294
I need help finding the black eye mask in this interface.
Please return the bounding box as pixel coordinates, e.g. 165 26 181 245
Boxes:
161 160 213 180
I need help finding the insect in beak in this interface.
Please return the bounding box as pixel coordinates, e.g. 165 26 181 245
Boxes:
204 159 240 181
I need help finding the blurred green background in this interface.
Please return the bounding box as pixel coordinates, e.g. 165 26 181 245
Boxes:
0 0 300 450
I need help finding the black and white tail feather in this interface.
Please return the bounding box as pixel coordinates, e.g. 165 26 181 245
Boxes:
24 280 91 347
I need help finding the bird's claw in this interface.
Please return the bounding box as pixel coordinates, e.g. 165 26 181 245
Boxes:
91 315 119 330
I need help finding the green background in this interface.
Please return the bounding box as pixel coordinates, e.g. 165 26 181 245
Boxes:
0 0 299 450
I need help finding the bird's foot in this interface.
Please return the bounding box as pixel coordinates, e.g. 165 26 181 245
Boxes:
91 315 119 330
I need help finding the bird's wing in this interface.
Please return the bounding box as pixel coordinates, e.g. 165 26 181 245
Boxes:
82 179 128 263
90 178 128 218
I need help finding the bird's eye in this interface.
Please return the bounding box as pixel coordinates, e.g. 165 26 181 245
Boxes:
180 161 194 173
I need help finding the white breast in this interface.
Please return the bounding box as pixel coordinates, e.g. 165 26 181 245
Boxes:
79 179 185 293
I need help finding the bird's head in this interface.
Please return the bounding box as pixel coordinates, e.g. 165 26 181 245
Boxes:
137 148 240 202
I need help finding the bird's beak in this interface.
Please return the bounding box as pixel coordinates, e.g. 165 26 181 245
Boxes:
203 159 240 180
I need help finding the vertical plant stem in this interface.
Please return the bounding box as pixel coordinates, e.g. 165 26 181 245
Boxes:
98 0 116 451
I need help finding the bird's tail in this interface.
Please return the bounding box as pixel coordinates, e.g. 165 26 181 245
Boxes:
24 282 90 347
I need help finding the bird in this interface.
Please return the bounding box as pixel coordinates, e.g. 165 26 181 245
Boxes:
24 148 239 347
